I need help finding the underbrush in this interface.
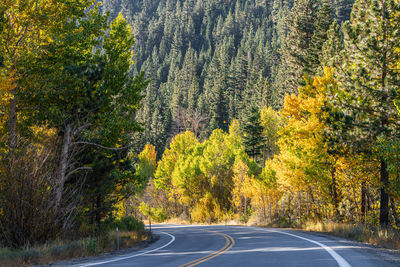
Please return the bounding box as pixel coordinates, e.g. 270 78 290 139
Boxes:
302 221 400 250
0 217 149 267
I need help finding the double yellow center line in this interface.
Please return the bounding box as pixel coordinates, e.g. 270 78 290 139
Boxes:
178 230 235 267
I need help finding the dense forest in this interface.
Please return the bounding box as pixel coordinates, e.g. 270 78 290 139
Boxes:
1 0 400 255
101 0 354 154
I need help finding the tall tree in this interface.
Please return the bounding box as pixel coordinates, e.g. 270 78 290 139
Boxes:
332 0 400 227
307 0 334 73
320 20 344 68
241 106 265 162
276 0 317 94
23 12 147 212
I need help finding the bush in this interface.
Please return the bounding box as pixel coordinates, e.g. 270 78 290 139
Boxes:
20 248 40 263
0 248 18 260
49 241 82 258
83 238 97 255
239 215 249 224
114 216 145 232
151 208 167 223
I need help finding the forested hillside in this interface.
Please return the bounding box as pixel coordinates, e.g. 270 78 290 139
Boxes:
101 0 353 154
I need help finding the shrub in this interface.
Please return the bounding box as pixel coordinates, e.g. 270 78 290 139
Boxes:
111 216 145 232
83 238 97 255
239 215 249 224
20 248 40 263
0 248 18 260
151 208 167 223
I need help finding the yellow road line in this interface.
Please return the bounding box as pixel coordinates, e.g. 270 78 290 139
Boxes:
178 230 235 267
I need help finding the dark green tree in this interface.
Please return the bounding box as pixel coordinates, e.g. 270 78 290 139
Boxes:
22 12 148 216
307 0 334 73
321 20 344 68
241 106 265 162
330 0 400 227
277 0 317 94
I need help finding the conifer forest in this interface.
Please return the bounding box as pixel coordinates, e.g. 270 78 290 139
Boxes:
1 0 400 253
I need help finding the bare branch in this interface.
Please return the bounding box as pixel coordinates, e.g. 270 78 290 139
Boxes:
65 167 92 180
73 141 134 151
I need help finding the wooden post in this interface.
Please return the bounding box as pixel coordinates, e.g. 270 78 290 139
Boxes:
116 226 119 250
149 217 152 233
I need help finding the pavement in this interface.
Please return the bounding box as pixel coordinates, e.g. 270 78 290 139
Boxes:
53 224 400 267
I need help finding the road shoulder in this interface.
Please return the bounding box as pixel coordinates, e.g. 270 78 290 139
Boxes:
40 234 160 267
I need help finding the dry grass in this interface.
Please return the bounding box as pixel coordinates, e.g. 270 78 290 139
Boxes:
303 222 400 250
156 218 190 225
0 230 149 267
161 217 245 226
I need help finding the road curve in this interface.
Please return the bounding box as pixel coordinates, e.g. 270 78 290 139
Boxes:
67 224 399 267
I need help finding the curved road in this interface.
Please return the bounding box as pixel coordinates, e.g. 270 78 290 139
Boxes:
69 224 399 267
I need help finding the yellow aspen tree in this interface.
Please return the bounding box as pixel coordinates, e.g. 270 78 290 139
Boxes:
275 68 341 221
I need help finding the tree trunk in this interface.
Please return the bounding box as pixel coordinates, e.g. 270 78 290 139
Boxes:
297 191 301 224
55 124 71 210
361 181 367 223
390 197 400 227
8 89 17 149
331 165 340 219
287 193 292 225
379 2 389 229
379 159 389 228
268 196 272 224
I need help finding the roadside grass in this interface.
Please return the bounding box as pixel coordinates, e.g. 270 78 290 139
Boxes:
0 230 149 267
162 218 190 225
302 221 400 250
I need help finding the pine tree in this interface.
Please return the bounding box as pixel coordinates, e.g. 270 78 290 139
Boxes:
321 20 344 68
277 0 318 94
241 106 265 162
332 0 400 227
307 0 334 74
204 46 230 132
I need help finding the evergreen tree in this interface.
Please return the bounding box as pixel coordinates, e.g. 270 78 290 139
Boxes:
331 0 400 227
321 20 344 68
241 106 265 161
277 0 317 94
307 0 334 73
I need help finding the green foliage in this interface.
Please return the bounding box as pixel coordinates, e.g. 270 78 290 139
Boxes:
321 20 343 68
260 106 282 161
114 217 145 232
307 0 334 73
0 0 149 248
136 144 157 189
99 0 354 155
83 238 98 255
138 202 167 222
241 106 265 162
329 0 400 227
276 0 318 93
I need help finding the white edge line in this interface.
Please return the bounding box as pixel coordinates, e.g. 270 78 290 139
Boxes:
78 232 175 267
259 228 351 267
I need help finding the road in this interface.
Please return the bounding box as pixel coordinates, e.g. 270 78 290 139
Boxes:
69 224 399 267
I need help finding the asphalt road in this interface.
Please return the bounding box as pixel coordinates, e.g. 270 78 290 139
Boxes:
69 224 400 267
